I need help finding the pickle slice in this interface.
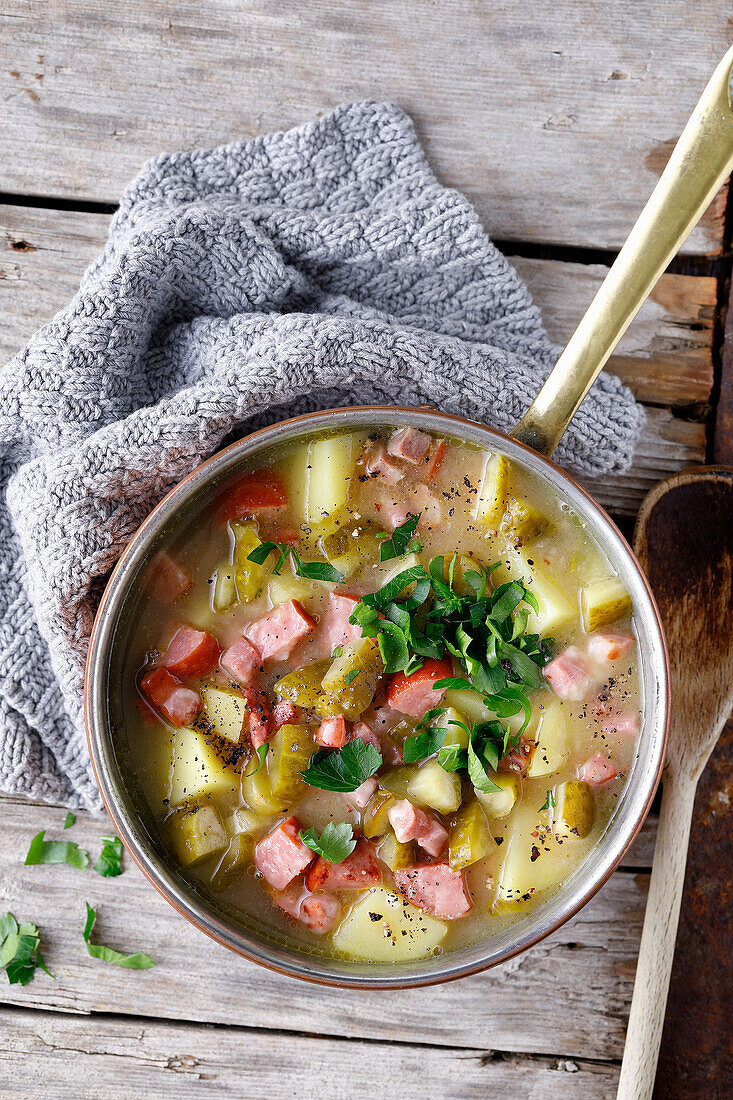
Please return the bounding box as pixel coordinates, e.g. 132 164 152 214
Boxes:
448 800 491 871
320 636 384 720
269 723 316 801
169 805 228 867
361 790 396 838
210 832 253 890
580 577 632 632
553 780 595 839
231 521 273 602
376 831 413 871
274 660 331 709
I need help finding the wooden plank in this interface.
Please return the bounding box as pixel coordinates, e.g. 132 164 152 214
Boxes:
714 279 733 464
0 1007 621 1100
513 258 716 407
0 794 648 1060
0 205 716 409
580 407 707 517
0 1 729 252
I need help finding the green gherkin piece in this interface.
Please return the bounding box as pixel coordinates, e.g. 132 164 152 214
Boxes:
448 800 491 871
269 724 316 801
274 661 331 709
320 637 384 720
231 521 272 602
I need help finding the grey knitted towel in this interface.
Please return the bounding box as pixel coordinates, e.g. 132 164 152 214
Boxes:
0 101 644 812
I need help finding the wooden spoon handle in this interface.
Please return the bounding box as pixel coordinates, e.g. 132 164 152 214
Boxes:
616 772 698 1099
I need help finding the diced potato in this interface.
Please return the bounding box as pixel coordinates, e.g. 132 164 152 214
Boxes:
495 800 576 904
362 790 396 838
269 724 316 801
320 636 384 720
169 805 227 867
211 562 237 612
169 728 241 807
475 773 519 819
553 780 596 839
280 447 308 525
242 760 287 815
332 886 448 962
274 660 331 709
448 800 492 871
376 830 413 871
474 453 509 527
526 699 567 778
267 572 326 608
433 706 470 749
500 498 549 543
210 832 253 889
306 432 364 524
201 688 247 745
225 806 273 837
442 689 496 727
580 577 632 632
493 546 574 636
407 758 462 813
379 766 419 800
231 521 273 602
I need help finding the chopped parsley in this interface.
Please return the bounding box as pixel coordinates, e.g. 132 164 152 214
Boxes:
24 830 89 870
0 913 53 986
247 541 344 583
540 789 556 812
93 836 124 878
82 903 155 969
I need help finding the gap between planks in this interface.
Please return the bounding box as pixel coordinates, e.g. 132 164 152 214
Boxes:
0 1003 622 1100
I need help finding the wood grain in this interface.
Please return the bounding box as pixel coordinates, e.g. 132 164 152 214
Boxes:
0 1007 621 1100
0 794 652 1061
0 1 729 252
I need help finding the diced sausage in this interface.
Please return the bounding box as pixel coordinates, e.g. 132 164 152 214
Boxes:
422 440 447 482
315 715 348 749
242 687 272 749
365 444 405 485
162 626 221 679
543 646 593 701
393 863 472 920
351 721 381 751
244 600 315 662
387 428 432 464
305 837 381 892
578 753 618 786
587 631 635 665
215 470 288 524
269 882 340 933
387 799 448 858
498 737 533 774
140 668 200 727
601 710 640 739
220 637 262 686
387 658 454 718
144 551 192 607
344 776 378 810
271 700 304 730
315 593 363 658
254 817 314 890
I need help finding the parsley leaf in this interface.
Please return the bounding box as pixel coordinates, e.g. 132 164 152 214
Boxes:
539 789 556 812
63 812 75 829
301 740 382 792
247 542 344 583
378 514 421 561
344 669 360 687
402 725 447 763
467 738 502 794
244 743 268 777
93 836 124 878
83 903 155 969
437 743 467 772
0 913 53 986
25 830 89 870
298 823 357 863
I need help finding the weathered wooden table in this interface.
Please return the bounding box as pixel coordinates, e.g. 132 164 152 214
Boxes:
1 4 731 1097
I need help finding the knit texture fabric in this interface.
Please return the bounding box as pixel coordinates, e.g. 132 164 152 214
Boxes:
0 101 644 811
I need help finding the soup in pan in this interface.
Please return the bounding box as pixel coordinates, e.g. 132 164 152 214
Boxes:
123 425 641 962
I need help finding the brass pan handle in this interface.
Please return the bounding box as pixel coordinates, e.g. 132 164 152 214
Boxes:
512 45 733 457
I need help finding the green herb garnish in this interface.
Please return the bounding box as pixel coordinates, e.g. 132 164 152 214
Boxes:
93 836 124 878
344 669 360 687
63 812 75 829
378 514 421 562
0 913 53 986
244 743 268 777
24 830 89 870
247 541 345 583
82 903 155 969
301 739 382 793
402 725 447 763
540 789 556 812
298 823 357 863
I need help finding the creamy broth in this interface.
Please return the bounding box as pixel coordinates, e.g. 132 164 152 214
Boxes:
121 426 641 962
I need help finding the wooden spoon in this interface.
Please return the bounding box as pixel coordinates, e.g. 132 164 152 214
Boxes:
617 467 733 1099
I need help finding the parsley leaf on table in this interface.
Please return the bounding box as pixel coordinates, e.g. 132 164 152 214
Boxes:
24 830 89 870
93 836 124 878
0 913 53 986
82 903 155 969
